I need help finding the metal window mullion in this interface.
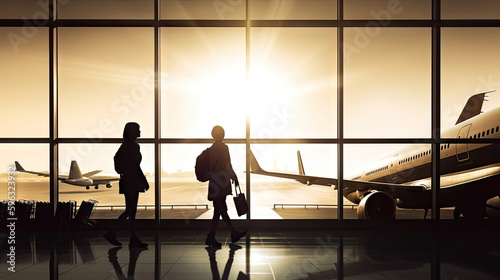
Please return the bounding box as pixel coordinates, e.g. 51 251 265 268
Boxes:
49 0 58 219
431 0 441 221
154 3 161 280
431 1 442 280
49 1 58 280
245 0 251 221
337 0 344 223
154 0 161 227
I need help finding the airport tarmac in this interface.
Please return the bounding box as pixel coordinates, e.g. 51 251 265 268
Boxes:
4 178 454 220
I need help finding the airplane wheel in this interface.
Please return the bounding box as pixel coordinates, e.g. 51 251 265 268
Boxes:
86 186 90 190
106 184 112 188
94 186 99 190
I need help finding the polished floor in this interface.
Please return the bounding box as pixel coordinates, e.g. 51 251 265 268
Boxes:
1 227 500 279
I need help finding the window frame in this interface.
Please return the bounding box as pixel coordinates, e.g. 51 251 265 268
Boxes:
2 0 500 224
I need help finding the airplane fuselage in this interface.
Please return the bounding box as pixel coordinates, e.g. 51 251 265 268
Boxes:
64 177 94 186
346 106 500 209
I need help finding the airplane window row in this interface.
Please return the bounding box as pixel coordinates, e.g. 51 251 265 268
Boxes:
398 149 433 165
470 126 500 139
397 126 500 167
366 165 388 176
440 143 451 150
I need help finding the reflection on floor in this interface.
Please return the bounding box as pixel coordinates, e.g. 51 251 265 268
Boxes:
92 207 456 220
1 227 500 279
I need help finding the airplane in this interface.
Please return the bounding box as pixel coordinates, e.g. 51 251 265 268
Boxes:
14 161 119 190
250 91 500 220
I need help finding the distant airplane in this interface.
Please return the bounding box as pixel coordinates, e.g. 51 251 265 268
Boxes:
15 161 119 190
250 91 500 220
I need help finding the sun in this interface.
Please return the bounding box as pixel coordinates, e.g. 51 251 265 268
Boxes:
195 64 247 137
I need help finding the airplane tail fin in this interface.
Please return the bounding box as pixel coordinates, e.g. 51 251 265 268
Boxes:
297 151 305 175
68 161 83 179
14 161 25 171
456 90 495 125
249 150 265 174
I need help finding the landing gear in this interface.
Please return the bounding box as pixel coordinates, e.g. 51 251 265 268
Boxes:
106 184 112 188
94 185 99 190
86 186 90 190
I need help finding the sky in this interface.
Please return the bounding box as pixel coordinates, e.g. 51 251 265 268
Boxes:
2 0 500 178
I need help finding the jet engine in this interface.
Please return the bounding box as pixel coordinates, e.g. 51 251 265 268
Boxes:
485 196 500 219
357 191 396 220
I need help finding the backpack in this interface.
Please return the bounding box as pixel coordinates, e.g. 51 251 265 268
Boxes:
114 146 124 174
195 148 211 182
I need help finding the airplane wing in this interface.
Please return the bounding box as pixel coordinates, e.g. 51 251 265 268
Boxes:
439 164 500 189
15 161 49 177
249 152 427 196
15 161 70 180
83 170 103 177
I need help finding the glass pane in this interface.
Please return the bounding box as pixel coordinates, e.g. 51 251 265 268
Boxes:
58 27 154 138
58 0 154 19
442 0 500 20
442 28 500 139
161 28 246 138
59 143 155 219
0 0 49 19
0 144 49 202
250 144 337 219
344 28 431 138
344 144 432 220
344 0 431 20
0 27 48 137
250 0 337 20
250 28 337 138
161 143 245 219
161 0 245 20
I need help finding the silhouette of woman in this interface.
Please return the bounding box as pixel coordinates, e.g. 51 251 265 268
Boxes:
205 125 246 247
104 122 149 248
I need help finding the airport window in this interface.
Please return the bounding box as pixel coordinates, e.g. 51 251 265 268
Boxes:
0 27 49 137
250 0 338 20
0 0 49 19
161 0 246 20
344 27 431 138
59 27 155 138
161 27 246 139
250 27 338 139
0 144 50 202
2 0 500 226
442 0 500 19
252 144 337 219
59 0 155 19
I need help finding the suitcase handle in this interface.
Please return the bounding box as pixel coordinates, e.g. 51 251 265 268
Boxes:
234 182 242 196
